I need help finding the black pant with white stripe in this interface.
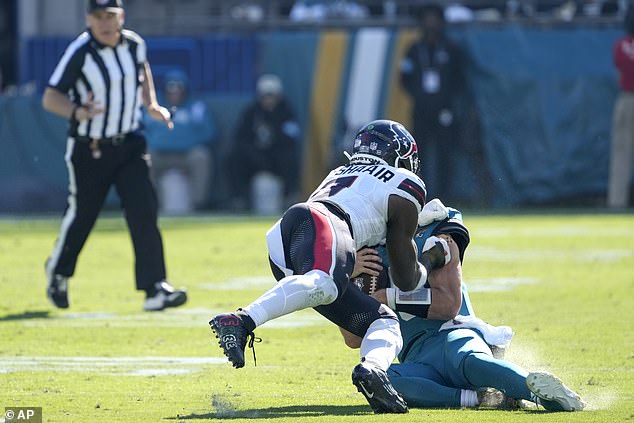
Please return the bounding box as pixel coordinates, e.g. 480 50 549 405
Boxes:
47 132 166 292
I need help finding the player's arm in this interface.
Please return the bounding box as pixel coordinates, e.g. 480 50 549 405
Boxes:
386 195 450 291
369 234 460 320
426 234 462 319
141 62 173 129
338 239 458 349
385 195 422 291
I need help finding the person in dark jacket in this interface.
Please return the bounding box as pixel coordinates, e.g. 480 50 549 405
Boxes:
226 74 302 211
400 3 466 201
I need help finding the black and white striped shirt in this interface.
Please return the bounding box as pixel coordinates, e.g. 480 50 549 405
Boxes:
48 29 146 138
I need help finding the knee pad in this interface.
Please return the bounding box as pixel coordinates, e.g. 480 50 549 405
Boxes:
301 269 338 307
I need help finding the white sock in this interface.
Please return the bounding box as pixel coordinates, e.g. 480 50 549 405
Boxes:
243 269 338 327
359 317 402 371
461 389 478 407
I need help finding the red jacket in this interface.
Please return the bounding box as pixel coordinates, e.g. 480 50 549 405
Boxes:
614 35 634 92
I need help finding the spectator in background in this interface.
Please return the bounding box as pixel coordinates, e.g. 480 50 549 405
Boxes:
226 74 301 211
144 69 216 212
608 5 634 209
400 3 466 201
289 0 369 21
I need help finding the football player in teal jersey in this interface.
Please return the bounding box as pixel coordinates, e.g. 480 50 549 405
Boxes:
342 199 586 411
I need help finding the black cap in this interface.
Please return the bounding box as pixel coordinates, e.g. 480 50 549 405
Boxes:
87 0 123 13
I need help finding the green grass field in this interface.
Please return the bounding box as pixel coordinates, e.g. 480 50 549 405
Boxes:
0 212 632 422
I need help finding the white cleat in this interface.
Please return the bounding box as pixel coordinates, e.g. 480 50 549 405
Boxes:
526 372 586 411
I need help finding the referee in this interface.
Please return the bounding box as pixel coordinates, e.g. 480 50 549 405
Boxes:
42 0 187 311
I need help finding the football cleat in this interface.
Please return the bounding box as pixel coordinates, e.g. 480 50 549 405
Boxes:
209 313 259 368
143 281 187 311
526 372 586 411
47 274 69 309
352 363 408 414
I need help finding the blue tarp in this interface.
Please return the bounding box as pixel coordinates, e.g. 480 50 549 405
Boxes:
453 25 622 206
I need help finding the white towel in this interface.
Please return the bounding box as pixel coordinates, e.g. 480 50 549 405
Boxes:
439 315 514 348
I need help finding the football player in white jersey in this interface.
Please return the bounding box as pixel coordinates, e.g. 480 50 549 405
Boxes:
209 120 451 413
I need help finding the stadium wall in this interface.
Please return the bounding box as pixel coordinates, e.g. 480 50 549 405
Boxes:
1 25 625 212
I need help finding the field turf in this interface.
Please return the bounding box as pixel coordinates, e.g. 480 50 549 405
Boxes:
0 212 632 422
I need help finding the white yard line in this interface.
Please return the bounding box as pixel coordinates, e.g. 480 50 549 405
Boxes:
0 356 226 376
468 246 632 262
19 306 326 328
465 277 538 292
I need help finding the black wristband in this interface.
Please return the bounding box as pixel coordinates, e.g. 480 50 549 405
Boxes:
71 105 82 121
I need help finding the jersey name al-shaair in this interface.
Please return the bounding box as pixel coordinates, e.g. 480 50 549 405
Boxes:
333 164 395 182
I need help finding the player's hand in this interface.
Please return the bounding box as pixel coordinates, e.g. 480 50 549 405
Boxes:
146 103 174 129
422 236 451 268
352 247 383 278
369 288 388 305
75 92 104 121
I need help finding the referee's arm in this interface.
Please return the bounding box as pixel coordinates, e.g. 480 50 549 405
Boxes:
141 62 173 129
42 87 103 122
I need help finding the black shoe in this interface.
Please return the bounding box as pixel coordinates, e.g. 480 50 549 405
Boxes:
47 274 69 309
351 363 408 414
209 313 257 369
143 281 187 311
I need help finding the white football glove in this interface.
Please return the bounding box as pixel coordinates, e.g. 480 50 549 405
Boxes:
418 198 449 227
422 235 451 266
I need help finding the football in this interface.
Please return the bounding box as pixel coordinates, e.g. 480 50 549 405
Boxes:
351 265 390 295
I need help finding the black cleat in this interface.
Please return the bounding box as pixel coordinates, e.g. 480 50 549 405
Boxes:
352 363 408 414
209 313 257 368
47 274 69 309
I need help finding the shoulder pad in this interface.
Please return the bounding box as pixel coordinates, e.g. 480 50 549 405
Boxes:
394 169 426 211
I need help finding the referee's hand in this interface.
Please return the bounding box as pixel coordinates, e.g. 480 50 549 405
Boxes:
75 92 104 121
147 103 174 129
